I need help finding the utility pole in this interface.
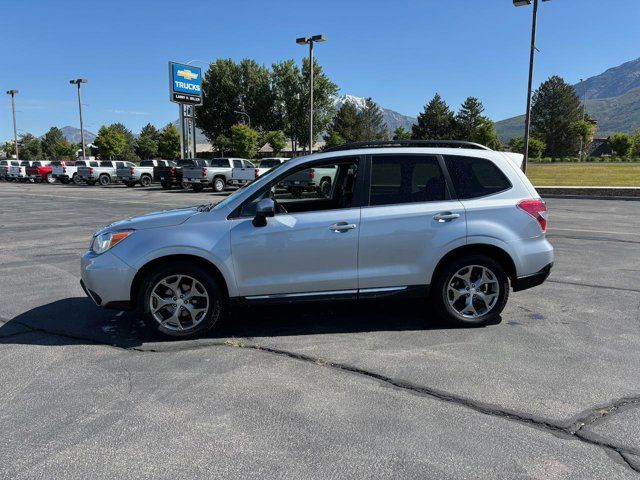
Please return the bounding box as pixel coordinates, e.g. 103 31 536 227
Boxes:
6 90 19 160
69 79 88 159
296 34 326 154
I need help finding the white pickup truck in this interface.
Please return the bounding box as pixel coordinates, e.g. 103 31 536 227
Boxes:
78 160 135 186
254 157 289 178
183 157 250 192
9 161 35 182
0 160 19 180
116 159 174 187
279 165 339 198
52 160 85 184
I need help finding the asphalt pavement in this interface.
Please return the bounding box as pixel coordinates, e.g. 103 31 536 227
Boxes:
1 180 639 479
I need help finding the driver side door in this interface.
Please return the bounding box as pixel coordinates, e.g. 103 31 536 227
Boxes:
229 158 363 299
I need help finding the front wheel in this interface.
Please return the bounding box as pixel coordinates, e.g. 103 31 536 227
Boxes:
72 174 81 185
432 255 509 327
213 177 225 193
140 175 152 187
46 173 55 184
140 262 225 338
98 174 111 186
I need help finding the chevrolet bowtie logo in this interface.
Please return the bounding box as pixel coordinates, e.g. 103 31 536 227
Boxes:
177 69 198 81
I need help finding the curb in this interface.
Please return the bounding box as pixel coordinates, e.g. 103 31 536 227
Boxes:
536 187 640 200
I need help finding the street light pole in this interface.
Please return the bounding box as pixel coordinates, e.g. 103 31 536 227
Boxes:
297 34 326 154
514 0 550 173
69 79 88 160
234 110 251 127
6 90 19 160
579 78 586 161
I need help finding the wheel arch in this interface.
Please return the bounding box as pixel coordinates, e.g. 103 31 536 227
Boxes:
130 254 230 310
431 243 517 286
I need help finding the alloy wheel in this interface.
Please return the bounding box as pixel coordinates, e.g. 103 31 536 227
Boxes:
149 274 210 332
446 265 499 319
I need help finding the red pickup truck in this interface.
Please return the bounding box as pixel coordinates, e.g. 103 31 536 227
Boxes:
26 161 54 183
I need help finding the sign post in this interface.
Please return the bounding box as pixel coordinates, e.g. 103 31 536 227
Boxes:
169 62 203 159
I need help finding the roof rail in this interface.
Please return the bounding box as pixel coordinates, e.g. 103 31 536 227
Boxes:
323 140 491 153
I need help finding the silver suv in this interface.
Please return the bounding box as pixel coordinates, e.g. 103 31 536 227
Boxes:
81 141 553 338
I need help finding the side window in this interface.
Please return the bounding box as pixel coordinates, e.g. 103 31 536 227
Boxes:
232 160 243 168
369 155 446 206
243 160 255 168
444 156 511 199
239 159 359 218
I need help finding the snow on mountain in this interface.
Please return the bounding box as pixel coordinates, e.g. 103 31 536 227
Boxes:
334 94 417 132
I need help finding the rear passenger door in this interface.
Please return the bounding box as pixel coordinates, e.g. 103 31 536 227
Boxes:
358 154 467 291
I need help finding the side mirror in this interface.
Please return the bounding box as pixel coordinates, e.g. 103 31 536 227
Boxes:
252 198 275 227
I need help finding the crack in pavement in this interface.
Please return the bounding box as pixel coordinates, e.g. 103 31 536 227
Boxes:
2 321 640 474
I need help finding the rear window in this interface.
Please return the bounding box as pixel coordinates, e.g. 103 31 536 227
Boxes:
21 161 30 166
444 156 511 199
50 161 61 167
89 161 100 167
11 161 19 166
259 159 281 168
76 161 86 166
209 158 230 168
31 162 41 167
141 160 154 167
100 161 114 167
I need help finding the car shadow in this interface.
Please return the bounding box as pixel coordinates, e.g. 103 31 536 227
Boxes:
0 297 495 349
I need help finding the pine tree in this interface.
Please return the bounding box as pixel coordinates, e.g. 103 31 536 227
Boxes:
412 94 455 140
455 97 485 141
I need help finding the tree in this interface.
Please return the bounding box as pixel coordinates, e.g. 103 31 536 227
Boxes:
17 133 43 160
455 97 485 140
324 98 387 145
412 94 456 140
508 136 546 159
471 118 502 151
157 124 181 159
359 98 388 141
324 131 345 148
570 120 596 158
609 133 633 157
231 124 260 159
110 123 139 162
93 125 126 159
214 134 231 156
41 127 72 159
136 123 159 159
531 76 583 157
631 130 640 158
393 127 412 140
2 141 16 158
265 130 287 155
271 60 304 151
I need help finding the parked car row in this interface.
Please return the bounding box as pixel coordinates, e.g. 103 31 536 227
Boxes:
0 157 291 191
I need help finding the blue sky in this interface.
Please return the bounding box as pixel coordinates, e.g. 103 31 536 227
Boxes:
1 0 639 140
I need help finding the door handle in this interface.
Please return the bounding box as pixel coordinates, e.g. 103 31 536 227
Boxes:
433 212 460 222
329 222 357 232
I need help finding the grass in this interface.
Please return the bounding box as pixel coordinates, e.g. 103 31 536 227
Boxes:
526 163 640 187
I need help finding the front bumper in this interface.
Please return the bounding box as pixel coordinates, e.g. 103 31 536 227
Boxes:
512 262 553 292
80 250 137 309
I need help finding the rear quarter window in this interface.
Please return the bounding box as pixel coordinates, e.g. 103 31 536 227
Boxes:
444 156 511 199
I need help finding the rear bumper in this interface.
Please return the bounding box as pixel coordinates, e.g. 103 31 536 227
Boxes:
512 263 553 292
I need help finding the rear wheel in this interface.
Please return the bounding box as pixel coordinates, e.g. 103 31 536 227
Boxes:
72 173 81 185
140 262 225 338
98 174 111 186
432 255 509 327
179 180 188 189
192 183 204 192
46 173 55 184
140 174 152 187
213 177 225 193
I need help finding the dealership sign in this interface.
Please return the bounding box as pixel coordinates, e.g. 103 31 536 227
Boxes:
169 62 203 105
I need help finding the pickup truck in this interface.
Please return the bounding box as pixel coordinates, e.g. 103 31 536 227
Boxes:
154 158 204 190
117 159 174 187
52 160 84 184
254 157 289 178
0 160 19 180
183 157 248 192
9 161 35 182
26 161 54 183
230 159 257 187
280 165 338 198
78 160 135 186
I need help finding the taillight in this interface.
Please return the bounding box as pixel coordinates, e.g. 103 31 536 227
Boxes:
254 168 259 178
130 167 135 175
169 167 176 177
202 167 207 177
89 167 94 174
309 168 315 180
518 199 547 233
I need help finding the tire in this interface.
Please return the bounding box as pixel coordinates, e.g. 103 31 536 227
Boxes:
291 188 303 199
213 177 225 193
125 182 135 188
191 183 204 192
98 174 111 186
318 179 331 198
431 254 509 327
179 180 188 189
140 175 152 187
140 262 225 338
46 173 55 184
161 181 172 190
72 174 81 185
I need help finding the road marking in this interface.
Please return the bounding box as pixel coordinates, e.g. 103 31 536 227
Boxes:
549 227 638 236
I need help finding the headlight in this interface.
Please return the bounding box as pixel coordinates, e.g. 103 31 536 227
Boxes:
91 229 134 255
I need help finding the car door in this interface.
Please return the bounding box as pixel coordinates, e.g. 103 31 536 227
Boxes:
229 158 363 298
358 154 467 291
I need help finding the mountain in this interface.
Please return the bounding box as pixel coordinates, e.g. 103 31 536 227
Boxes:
495 57 640 141
39 126 97 144
335 94 417 132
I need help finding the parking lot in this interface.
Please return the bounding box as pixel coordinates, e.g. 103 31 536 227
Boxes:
1 180 639 478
